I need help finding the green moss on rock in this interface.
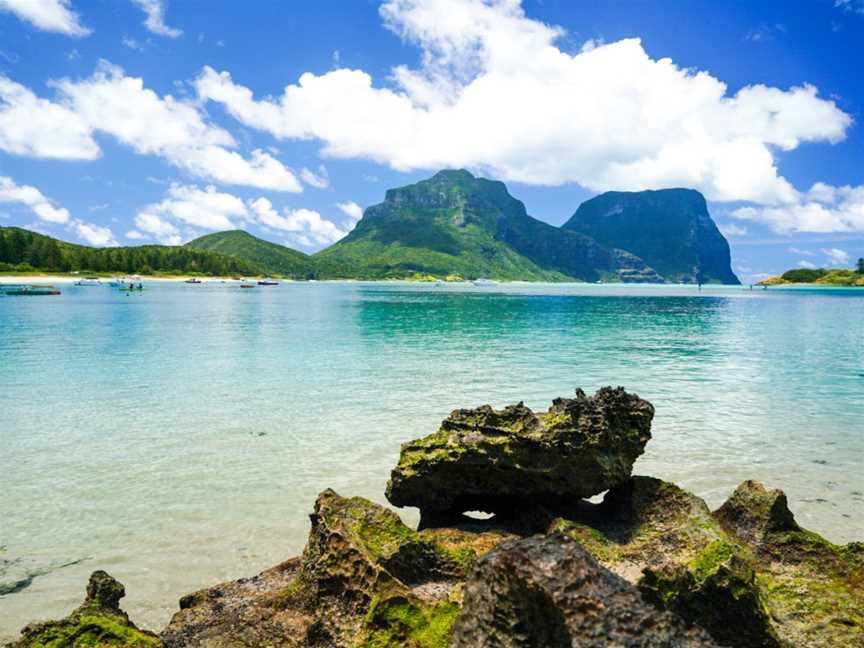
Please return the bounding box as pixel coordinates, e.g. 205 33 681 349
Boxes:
9 572 162 648
386 388 654 521
357 595 459 648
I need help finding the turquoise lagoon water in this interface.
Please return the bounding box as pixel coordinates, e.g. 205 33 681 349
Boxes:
1 281 862 639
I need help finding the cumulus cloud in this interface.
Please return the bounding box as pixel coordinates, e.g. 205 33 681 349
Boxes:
300 165 329 188
732 183 864 233
131 0 182 38
822 247 850 265
0 175 71 223
73 219 117 246
133 211 181 245
0 175 118 245
0 62 302 192
336 200 363 224
133 185 351 249
138 184 249 237
717 222 747 237
0 0 90 37
248 197 349 247
0 76 98 159
193 0 851 205
797 260 817 269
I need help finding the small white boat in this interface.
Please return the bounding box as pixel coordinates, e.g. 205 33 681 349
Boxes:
258 278 280 286
74 277 102 286
110 275 142 287
472 277 498 287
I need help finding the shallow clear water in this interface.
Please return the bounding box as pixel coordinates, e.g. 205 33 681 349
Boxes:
1 281 862 640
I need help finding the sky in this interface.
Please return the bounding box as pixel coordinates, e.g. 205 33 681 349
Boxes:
0 0 862 282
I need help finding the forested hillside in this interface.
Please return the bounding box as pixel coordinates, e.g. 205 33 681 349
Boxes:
0 227 256 276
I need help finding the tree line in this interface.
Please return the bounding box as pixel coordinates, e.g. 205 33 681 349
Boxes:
0 227 256 276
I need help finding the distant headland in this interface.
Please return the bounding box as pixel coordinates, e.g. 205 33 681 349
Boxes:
760 263 864 287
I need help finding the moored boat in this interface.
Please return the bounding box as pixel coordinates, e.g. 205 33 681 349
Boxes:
74 277 102 286
257 278 280 285
472 277 498 286
4 285 61 296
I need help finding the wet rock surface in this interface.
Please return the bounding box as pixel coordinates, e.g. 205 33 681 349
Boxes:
8 388 863 647
449 532 717 647
386 387 654 523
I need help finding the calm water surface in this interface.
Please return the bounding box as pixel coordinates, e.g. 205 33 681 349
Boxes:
1 281 862 639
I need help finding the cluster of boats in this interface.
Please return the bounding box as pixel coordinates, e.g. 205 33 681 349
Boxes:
184 277 281 287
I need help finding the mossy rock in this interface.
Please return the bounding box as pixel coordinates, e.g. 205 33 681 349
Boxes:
714 480 864 647
386 387 654 522
8 571 163 648
355 594 459 648
553 477 779 647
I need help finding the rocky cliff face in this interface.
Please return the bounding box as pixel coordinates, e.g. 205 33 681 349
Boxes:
314 170 663 282
563 189 740 284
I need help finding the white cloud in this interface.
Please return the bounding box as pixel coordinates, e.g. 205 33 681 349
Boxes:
193 0 851 205
134 211 181 245
788 247 813 256
0 62 302 192
126 229 145 239
822 247 850 265
0 175 71 223
0 0 90 37
300 165 329 188
0 76 98 159
132 185 351 249
717 222 747 237
73 219 117 246
732 183 864 233
336 200 363 224
797 260 817 269
248 197 348 247
140 184 249 233
122 36 145 51
0 175 119 246
131 0 182 38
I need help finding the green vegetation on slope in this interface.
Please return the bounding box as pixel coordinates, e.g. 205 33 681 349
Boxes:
186 230 313 279
0 227 258 276
760 266 864 286
312 170 651 282
0 171 743 284
563 188 740 284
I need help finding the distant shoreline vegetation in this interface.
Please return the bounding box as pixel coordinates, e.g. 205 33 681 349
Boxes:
0 227 257 277
760 263 864 287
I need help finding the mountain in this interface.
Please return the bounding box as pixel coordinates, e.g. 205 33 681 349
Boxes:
562 189 739 284
0 226 258 276
313 170 661 282
2 173 741 284
186 230 313 278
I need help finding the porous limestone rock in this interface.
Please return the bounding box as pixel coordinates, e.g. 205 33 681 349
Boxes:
162 489 511 648
552 476 780 648
449 532 717 648
714 480 864 648
8 570 163 648
386 387 654 524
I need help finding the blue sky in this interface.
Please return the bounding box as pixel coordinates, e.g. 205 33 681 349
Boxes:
0 0 862 282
